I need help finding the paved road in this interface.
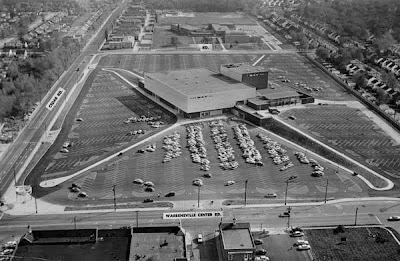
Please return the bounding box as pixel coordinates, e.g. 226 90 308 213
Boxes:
0 0 129 197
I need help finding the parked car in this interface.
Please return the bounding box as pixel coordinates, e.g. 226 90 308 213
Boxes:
78 192 88 198
225 180 235 186
60 148 69 153
254 239 263 245
294 240 309 246
388 216 400 221
255 249 267 255
290 231 305 237
255 256 269 261
133 179 144 184
197 234 203 243
203 173 212 178
279 212 290 217
145 187 155 192
265 193 277 198
75 118 84 122
143 199 154 203
297 244 311 250
165 191 175 197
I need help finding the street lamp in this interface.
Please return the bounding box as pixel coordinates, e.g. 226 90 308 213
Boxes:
113 185 116 211
284 176 297 206
324 179 329 204
354 207 359 226
244 179 248 206
197 185 201 208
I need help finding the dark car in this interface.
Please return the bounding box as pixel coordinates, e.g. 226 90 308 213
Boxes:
137 149 146 153
165 191 175 197
279 212 290 217
256 249 267 255
143 199 154 203
254 239 264 245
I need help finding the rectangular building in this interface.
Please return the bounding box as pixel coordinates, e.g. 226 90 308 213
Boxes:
220 63 269 90
144 68 257 118
219 222 255 261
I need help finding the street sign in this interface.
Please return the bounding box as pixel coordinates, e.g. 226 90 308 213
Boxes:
163 211 223 219
46 87 65 110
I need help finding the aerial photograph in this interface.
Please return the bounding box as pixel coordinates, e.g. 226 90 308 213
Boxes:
0 0 400 260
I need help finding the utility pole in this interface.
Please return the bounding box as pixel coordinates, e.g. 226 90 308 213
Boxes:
324 179 329 204
197 185 201 208
34 197 38 214
13 165 17 186
354 207 359 226
244 179 248 206
73 217 77 230
284 180 289 206
113 185 116 211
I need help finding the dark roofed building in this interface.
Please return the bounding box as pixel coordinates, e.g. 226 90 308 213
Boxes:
219 222 255 261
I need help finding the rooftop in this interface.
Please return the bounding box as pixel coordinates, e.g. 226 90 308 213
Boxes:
220 63 267 75
257 87 300 100
145 68 254 96
221 229 254 250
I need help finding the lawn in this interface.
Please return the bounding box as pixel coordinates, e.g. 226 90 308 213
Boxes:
306 227 400 261
158 12 256 26
152 26 195 49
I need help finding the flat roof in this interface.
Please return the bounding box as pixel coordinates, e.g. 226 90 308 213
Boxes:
221 229 254 250
145 68 254 96
220 63 267 75
257 86 300 100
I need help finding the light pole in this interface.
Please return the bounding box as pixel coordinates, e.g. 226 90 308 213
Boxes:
324 179 329 204
354 207 359 226
197 185 201 208
73 217 77 230
244 179 248 206
113 185 116 211
284 176 297 206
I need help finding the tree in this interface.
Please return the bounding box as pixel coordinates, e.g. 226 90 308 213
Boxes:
353 72 367 89
170 36 179 49
316 47 330 60
383 72 399 90
376 88 389 105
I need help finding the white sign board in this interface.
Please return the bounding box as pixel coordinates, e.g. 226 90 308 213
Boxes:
46 88 65 110
163 211 223 219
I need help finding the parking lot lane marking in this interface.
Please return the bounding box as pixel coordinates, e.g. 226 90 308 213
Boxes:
374 215 383 225
252 55 265 66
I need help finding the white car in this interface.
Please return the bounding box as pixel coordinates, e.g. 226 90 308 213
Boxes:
197 234 203 243
1 249 13 255
133 179 144 184
193 179 203 186
265 193 277 198
290 231 304 237
294 240 309 246
255 256 269 261
225 180 235 186
60 148 69 153
297 244 311 250
388 216 400 221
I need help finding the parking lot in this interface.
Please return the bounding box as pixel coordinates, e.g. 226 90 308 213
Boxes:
252 232 312 261
98 53 260 73
280 105 400 176
259 54 354 101
40 70 176 182
62 119 368 203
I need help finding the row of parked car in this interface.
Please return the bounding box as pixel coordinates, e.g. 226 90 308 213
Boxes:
233 124 264 166
209 120 239 171
162 132 182 163
294 152 325 177
187 125 209 171
257 133 294 170
124 115 162 124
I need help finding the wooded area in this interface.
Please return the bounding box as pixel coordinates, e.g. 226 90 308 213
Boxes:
298 0 400 42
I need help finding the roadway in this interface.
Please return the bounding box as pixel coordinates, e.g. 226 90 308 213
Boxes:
0 200 398 232
0 0 129 199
